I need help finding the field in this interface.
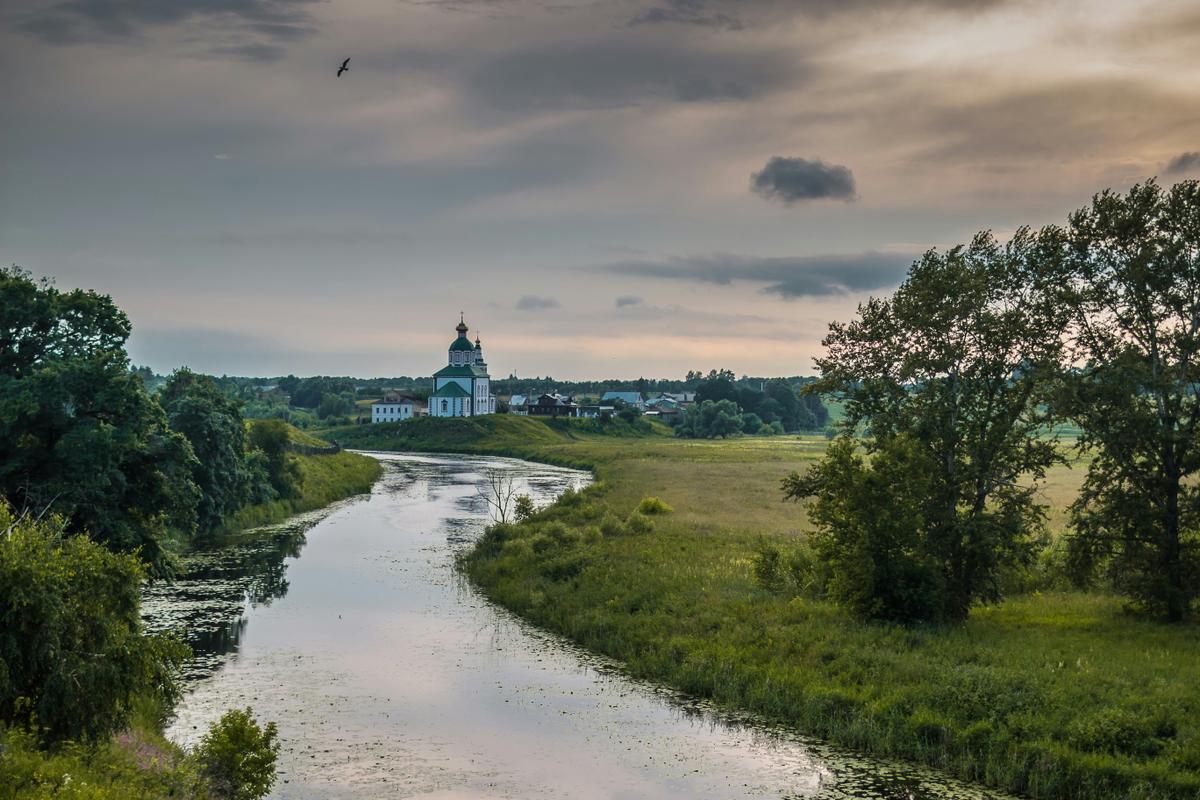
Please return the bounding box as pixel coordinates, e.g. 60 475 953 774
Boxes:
328 414 1200 800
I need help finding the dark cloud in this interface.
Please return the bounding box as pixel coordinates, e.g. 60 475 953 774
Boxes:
208 43 286 62
599 252 911 298
750 156 856 204
628 0 745 30
1166 152 1200 175
18 0 317 51
516 295 560 311
615 295 643 307
468 39 796 112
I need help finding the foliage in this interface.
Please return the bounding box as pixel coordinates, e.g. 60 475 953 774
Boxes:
514 494 536 522
1054 180 1200 621
801 230 1067 621
782 436 947 621
674 399 742 439
0 504 188 745
246 420 301 500
316 392 355 420
159 369 257 535
194 707 280 800
635 496 673 515
0 267 200 570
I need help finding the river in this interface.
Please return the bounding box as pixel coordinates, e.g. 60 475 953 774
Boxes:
143 452 1011 800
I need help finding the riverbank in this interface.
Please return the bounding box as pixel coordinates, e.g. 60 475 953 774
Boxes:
327 415 1200 800
217 425 382 535
2 426 382 800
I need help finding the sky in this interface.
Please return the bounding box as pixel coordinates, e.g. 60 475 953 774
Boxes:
3 0 1200 380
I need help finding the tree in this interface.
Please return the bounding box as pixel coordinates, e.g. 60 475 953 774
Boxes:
1055 180 1200 620
195 707 280 800
783 436 945 622
246 420 301 500
741 412 764 434
159 369 252 535
316 391 355 420
695 374 739 405
0 503 188 744
793 230 1067 622
676 399 742 439
0 267 199 570
763 379 803 431
478 469 518 524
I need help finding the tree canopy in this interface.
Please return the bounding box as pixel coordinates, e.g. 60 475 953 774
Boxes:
1055 180 1200 620
788 229 1068 621
0 268 199 570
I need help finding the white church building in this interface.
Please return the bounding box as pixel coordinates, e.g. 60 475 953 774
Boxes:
429 315 496 417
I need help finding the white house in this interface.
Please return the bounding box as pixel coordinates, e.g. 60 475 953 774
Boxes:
371 397 415 423
429 315 497 418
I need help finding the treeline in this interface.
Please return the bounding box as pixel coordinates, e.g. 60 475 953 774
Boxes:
671 371 828 438
1 268 291 798
134 371 829 429
779 179 1200 624
1 267 304 572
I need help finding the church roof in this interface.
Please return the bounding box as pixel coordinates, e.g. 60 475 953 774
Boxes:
433 364 489 378
430 382 471 398
449 337 475 352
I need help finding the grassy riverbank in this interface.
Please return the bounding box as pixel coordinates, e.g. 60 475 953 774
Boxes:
329 414 1200 800
218 425 382 534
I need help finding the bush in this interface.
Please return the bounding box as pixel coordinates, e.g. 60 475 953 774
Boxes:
195 707 280 800
636 496 673 515
514 494 536 522
0 504 188 744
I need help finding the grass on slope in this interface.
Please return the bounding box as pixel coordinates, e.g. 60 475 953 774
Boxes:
344 415 1198 800
219 425 382 534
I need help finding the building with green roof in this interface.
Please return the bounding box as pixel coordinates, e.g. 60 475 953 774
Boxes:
429 314 496 418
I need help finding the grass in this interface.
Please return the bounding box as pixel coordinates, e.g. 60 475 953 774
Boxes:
217 425 383 534
330 414 1200 799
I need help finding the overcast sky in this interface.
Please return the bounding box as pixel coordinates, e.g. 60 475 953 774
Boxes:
3 0 1199 379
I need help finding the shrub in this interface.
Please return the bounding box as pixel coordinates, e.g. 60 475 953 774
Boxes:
0 504 188 744
624 512 654 534
636 496 673 515
195 707 280 800
514 494 536 522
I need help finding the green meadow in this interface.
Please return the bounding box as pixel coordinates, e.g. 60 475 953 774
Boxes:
329 414 1200 800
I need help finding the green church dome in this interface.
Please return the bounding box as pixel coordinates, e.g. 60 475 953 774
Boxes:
449 337 475 352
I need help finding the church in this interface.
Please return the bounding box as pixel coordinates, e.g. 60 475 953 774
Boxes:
429 315 496 417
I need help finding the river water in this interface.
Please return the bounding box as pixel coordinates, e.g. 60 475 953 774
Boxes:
143 452 1010 800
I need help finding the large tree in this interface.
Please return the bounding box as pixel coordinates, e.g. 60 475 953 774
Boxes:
1057 180 1200 620
159 369 253 535
788 230 1067 621
0 268 198 569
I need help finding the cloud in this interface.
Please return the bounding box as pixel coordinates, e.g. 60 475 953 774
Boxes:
467 39 797 112
516 295 560 311
615 295 643 307
598 252 912 298
18 0 317 53
750 156 857 204
1166 152 1200 175
628 0 745 30
208 43 286 62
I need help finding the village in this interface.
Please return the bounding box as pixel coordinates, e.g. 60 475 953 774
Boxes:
368 315 696 425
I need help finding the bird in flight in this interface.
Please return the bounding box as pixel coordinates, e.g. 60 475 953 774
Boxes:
337 58 350 77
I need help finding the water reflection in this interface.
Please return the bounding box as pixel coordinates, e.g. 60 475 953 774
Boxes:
143 512 325 680
147 453 1012 800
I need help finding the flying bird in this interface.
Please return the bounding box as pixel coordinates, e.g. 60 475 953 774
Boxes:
337 58 350 77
